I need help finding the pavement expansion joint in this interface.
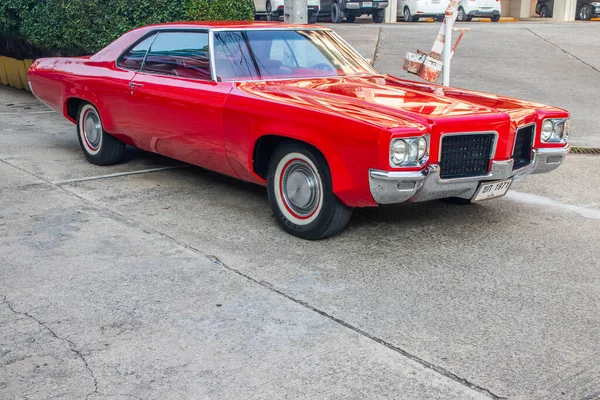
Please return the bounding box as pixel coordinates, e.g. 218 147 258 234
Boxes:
525 28 600 76
51 165 190 185
0 295 100 398
203 256 507 400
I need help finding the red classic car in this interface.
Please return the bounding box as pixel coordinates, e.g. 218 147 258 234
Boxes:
27 22 569 240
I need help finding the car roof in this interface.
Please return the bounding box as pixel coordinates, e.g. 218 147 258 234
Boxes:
141 21 330 30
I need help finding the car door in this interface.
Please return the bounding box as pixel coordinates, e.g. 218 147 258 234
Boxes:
126 30 237 177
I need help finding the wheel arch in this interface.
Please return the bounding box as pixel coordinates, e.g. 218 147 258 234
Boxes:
65 97 86 123
250 133 374 207
252 134 328 180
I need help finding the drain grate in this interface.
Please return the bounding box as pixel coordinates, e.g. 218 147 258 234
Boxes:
570 147 600 155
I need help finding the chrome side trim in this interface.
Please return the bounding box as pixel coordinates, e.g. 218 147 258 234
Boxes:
209 30 217 82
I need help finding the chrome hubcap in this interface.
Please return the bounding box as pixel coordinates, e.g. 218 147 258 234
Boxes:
405 10 410 19
282 161 320 217
84 111 101 149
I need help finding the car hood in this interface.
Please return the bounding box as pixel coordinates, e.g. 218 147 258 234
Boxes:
236 75 544 130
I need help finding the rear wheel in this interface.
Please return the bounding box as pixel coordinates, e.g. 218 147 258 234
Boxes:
76 103 125 166
372 9 385 23
346 14 356 22
539 5 549 17
578 4 592 20
403 6 412 21
490 14 500 22
267 143 352 240
308 12 318 23
331 2 343 23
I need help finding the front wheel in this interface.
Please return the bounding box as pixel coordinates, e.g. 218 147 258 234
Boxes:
308 12 318 23
372 9 384 23
267 143 352 240
539 5 549 17
76 103 125 166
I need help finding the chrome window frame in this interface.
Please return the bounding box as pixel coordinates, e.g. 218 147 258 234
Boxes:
115 28 212 82
207 27 378 83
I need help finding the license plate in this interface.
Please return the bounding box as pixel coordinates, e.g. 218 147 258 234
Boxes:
472 179 512 202
362 2 372 7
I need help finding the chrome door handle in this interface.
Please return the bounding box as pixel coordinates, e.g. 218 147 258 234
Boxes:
129 82 144 89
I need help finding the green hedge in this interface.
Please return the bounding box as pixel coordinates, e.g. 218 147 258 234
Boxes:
0 0 254 58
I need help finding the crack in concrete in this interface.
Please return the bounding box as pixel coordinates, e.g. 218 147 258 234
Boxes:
526 28 600 76
0 295 99 398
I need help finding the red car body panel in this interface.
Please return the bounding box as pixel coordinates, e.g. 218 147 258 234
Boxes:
27 22 569 208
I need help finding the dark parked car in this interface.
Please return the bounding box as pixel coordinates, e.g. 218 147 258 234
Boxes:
536 0 600 20
319 0 389 23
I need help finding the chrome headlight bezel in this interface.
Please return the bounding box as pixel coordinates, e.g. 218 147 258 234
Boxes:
541 118 569 143
390 135 430 167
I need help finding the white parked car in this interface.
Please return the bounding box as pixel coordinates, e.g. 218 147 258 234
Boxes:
398 0 450 21
455 0 501 21
254 0 321 23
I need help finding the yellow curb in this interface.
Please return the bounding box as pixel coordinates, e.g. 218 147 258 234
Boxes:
0 56 32 91
0 56 9 86
477 17 519 22
592 17 600 20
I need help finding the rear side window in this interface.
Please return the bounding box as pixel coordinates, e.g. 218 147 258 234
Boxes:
141 32 211 80
117 34 156 71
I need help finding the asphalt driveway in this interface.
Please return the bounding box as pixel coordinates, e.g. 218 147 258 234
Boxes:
1 22 600 400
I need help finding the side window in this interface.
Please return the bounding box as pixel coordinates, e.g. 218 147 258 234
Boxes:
213 31 260 81
141 32 211 80
117 34 156 71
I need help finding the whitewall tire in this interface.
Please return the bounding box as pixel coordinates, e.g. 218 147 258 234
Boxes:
267 142 352 240
76 102 125 165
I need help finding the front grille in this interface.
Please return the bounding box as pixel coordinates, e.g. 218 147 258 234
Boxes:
512 125 534 170
439 133 494 179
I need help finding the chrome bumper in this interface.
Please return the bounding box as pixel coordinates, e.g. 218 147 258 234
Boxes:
369 146 569 204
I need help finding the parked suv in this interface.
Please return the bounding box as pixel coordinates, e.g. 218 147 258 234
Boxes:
254 0 321 23
319 0 389 23
536 0 600 19
455 0 502 21
397 0 450 22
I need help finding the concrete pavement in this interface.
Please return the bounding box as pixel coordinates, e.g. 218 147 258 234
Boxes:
2 23 600 399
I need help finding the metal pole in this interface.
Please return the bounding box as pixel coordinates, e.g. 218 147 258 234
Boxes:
442 7 453 87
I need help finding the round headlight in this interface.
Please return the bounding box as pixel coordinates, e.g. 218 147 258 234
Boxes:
541 120 554 141
554 121 565 139
417 137 427 160
391 140 408 165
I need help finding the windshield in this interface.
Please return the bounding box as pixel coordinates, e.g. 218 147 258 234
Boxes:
213 29 377 82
